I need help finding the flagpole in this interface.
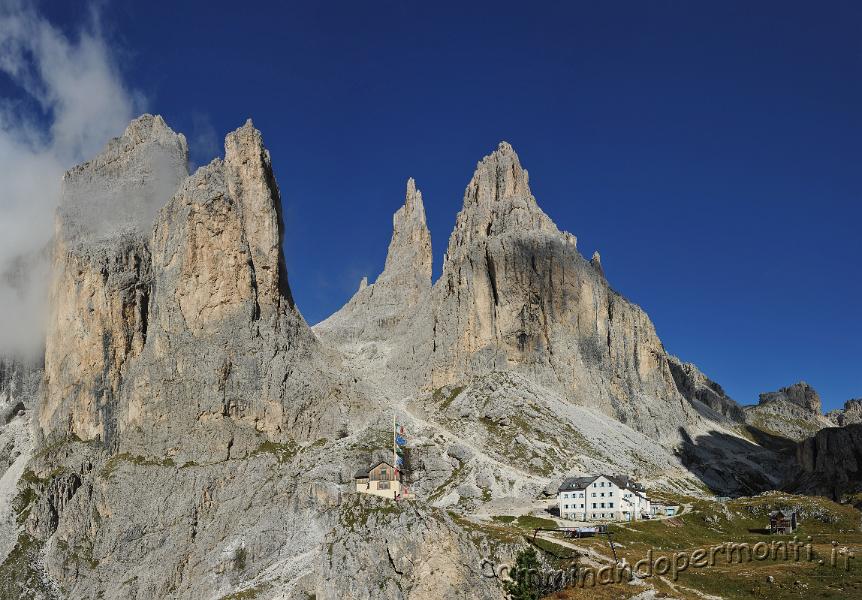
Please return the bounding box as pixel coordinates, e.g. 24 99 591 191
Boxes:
393 412 397 498
393 412 396 474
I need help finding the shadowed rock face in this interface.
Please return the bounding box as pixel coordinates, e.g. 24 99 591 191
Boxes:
795 424 862 498
667 355 745 423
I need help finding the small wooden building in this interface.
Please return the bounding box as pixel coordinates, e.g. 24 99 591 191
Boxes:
354 461 403 500
769 510 798 534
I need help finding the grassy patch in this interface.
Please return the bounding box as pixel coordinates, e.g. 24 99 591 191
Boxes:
251 440 299 463
516 515 558 530
339 495 405 532
429 458 466 502
218 584 268 600
0 533 56 598
100 453 175 479
545 492 862 600
433 385 465 411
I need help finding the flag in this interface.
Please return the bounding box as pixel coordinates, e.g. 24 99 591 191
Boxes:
395 455 404 467
395 435 406 446
395 445 404 456
395 422 406 436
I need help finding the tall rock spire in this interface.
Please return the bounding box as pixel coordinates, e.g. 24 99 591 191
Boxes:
380 177 432 288
224 119 293 313
314 178 432 341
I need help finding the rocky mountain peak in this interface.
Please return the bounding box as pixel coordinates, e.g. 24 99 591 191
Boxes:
120 113 185 147
758 381 822 414
313 178 432 342
380 178 432 285
58 113 189 243
444 142 557 267
827 398 862 427
590 250 604 276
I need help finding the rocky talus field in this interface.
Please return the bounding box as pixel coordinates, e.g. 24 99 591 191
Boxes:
0 115 860 599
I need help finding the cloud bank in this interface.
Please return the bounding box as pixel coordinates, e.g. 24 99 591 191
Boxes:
0 1 141 356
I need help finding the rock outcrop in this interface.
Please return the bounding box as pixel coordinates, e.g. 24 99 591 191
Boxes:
759 382 823 414
39 114 190 448
667 356 745 422
744 382 833 442
0 356 43 565
319 496 505 600
827 398 862 427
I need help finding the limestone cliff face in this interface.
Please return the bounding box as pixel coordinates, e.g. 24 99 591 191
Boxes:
315 178 432 342
319 142 746 442
40 115 189 448
795 424 862 498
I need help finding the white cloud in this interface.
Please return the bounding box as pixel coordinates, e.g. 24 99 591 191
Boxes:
0 1 142 356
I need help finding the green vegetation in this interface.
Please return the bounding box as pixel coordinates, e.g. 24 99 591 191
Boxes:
0 533 55 598
493 515 517 524
543 492 862 600
218 584 268 600
429 458 466 502
251 439 299 463
515 515 558 530
100 453 176 479
233 546 248 571
505 547 542 600
432 385 465 411
338 495 405 532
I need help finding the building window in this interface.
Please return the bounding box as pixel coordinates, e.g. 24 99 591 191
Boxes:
592 492 596 497
379 481 390 490
609 502 614 508
592 503 597 509
609 491 613 496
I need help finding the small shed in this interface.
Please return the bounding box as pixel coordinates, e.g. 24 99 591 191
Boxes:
354 460 403 499
769 510 798 534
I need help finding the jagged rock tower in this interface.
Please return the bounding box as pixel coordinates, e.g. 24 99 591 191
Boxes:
40 116 369 463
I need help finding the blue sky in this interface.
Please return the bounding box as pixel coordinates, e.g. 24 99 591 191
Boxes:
6 1 861 409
